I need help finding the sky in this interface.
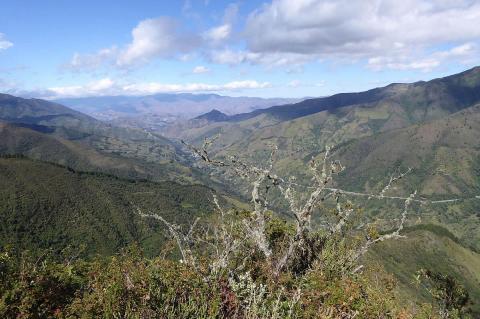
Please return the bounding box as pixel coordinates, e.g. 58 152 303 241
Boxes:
0 0 479 99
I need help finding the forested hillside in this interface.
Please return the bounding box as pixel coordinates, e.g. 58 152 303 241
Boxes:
0 156 219 256
165 68 480 252
0 93 219 185
0 69 479 318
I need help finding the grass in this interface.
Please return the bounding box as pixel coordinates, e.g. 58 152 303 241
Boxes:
369 226 480 315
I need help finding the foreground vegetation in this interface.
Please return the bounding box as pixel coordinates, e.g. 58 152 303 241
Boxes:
2 78 480 317
0 232 472 318
1 142 478 318
0 157 477 317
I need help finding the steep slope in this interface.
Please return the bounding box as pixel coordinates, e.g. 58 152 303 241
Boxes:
0 122 183 180
193 105 480 249
167 66 480 147
369 227 480 315
0 93 92 121
334 104 480 196
329 104 480 250
230 65 480 122
0 93 174 145
0 94 208 183
163 68 480 251
0 157 220 257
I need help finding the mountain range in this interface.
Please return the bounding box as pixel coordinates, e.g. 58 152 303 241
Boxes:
158 66 480 251
1 67 480 313
0 93 215 184
54 94 303 131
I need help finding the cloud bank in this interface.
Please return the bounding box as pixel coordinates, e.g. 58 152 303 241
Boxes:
241 0 480 69
37 78 271 99
66 17 201 70
65 0 480 74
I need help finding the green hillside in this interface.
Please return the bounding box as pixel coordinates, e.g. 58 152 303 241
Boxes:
161 68 480 252
1 68 479 317
0 93 219 185
328 105 480 250
186 105 480 249
159 68 480 191
228 65 480 122
166 66 480 149
369 226 480 315
0 94 93 122
0 121 206 184
0 156 219 257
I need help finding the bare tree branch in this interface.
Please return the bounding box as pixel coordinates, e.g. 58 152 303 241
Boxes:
349 190 417 271
379 167 412 198
137 208 199 268
179 136 475 277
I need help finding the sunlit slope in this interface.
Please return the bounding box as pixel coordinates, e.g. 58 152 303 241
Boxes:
0 93 211 183
369 227 480 315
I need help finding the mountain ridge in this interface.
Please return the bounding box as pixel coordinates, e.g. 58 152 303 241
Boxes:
0 93 214 185
213 66 480 123
194 109 229 122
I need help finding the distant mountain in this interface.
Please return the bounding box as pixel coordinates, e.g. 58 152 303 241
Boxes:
0 93 92 120
0 93 164 141
54 93 303 124
169 66 480 146
164 67 480 144
168 66 480 252
226 66 480 122
194 109 229 122
0 93 210 184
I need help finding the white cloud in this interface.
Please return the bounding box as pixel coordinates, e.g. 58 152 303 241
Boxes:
223 3 239 25
436 42 477 60
66 47 117 71
238 0 480 69
368 56 440 72
117 17 200 66
48 78 116 97
203 4 239 45
192 65 210 74
63 1 480 72
42 78 270 98
288 80 301 88
209 49 312 67
368 43 479 71
204 24 231 43
245 0 480 55
66 17 201 70
209 49 248 65
124 80 270 95
222 80 270 90
0 33 13 50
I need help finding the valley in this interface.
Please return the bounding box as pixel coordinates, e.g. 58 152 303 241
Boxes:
1 68 479 317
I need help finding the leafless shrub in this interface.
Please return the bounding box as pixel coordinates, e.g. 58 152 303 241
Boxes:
137 208 199 268
140 135 473 281
176 137 425 277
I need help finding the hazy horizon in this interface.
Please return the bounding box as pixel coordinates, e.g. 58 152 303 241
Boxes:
1 0 480 100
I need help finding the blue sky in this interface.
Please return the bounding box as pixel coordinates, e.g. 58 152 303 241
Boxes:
1 0 479 99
